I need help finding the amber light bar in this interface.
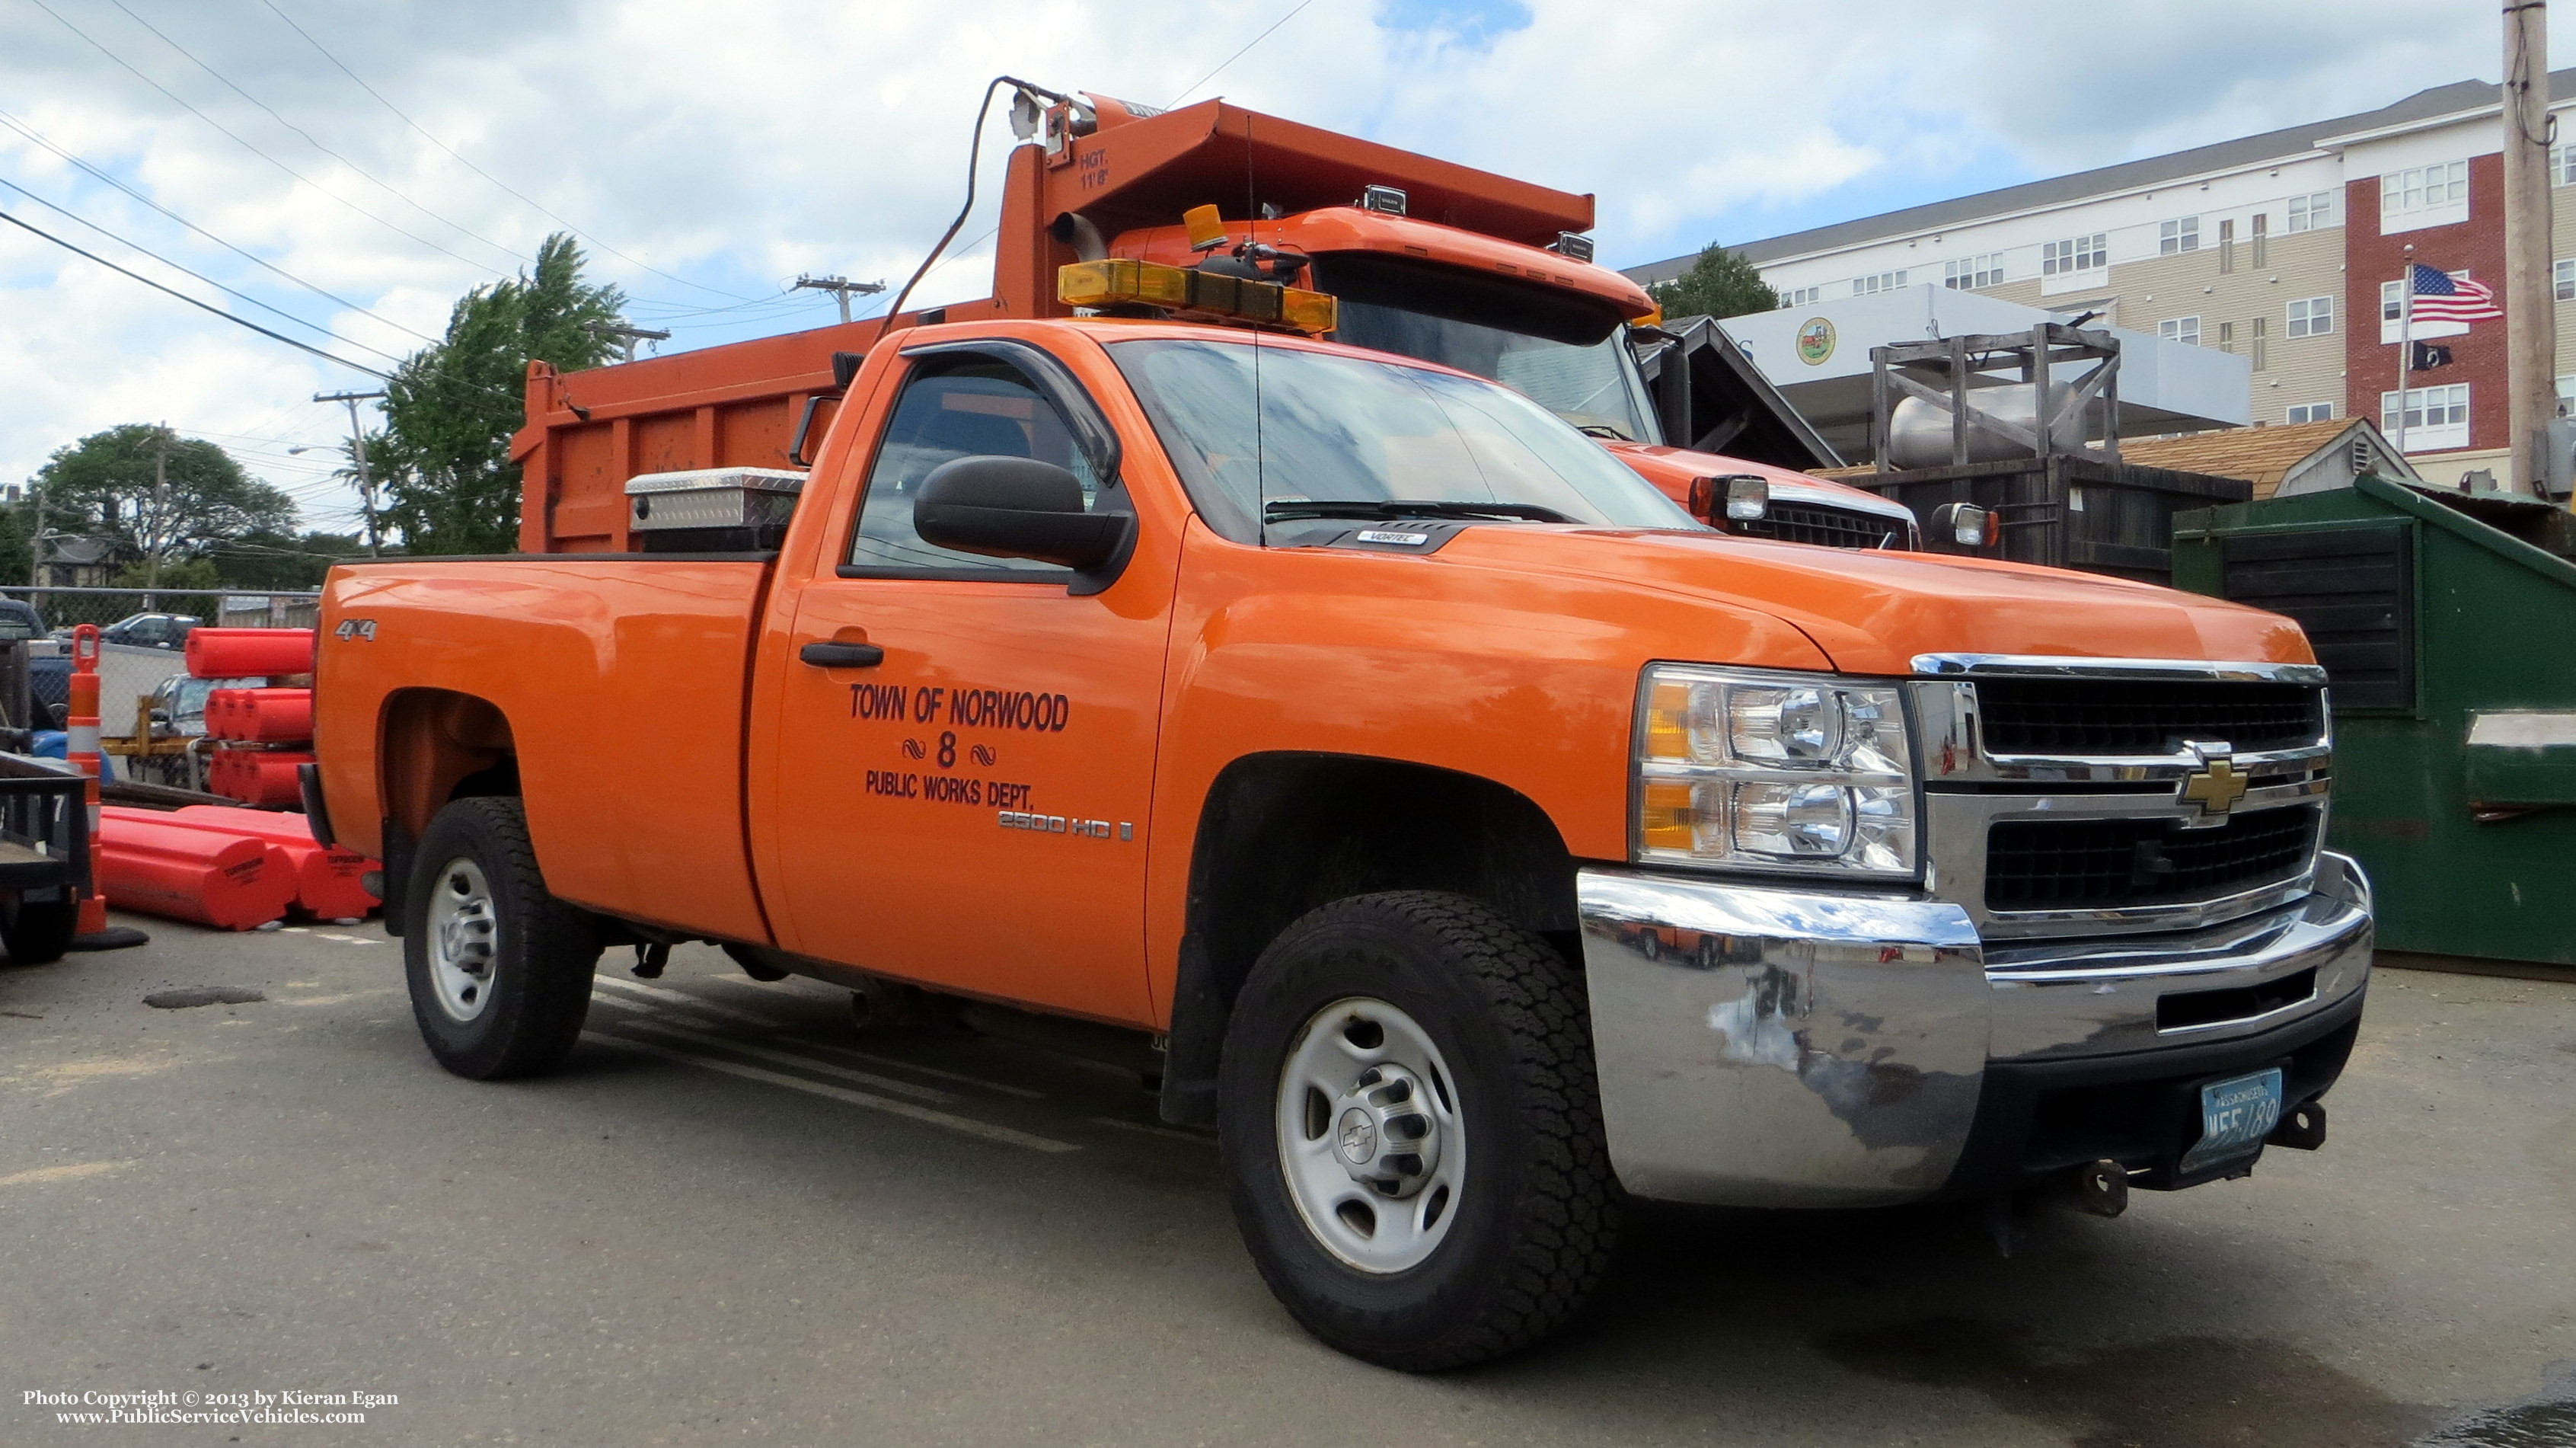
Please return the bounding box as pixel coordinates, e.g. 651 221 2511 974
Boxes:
1058 258 1337 334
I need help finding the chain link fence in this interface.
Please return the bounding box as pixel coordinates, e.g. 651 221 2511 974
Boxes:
0 586 322 633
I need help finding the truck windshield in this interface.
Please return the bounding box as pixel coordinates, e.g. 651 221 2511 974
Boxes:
1106 337 1699 545
1312 253 1662 444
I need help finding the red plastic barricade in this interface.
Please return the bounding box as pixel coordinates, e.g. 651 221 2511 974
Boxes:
95 815 295 930
205 687 314 743
126 805 380 919
185 628 315 679
208 749 314 807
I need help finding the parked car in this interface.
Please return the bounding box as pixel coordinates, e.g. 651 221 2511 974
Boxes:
95 612 202 650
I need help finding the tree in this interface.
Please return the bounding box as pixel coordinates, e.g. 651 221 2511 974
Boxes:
110 557 221 593
1647 243 1779 321
27 425 298 574
374 234 627 555
206 529 369 590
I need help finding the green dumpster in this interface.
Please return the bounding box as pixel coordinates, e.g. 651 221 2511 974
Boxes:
2172 474 2576 967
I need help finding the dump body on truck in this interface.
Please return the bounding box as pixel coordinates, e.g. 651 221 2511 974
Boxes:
317 302 2370 1369
509 91 1909 558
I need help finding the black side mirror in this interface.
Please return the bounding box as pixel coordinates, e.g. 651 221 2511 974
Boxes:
913 455 1134 575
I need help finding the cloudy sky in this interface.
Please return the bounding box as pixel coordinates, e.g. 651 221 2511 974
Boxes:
0 0 2554 532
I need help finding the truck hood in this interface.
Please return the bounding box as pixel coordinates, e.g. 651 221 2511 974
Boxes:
1437 526 2312 676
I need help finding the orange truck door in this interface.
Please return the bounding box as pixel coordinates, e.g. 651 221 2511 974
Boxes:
766 340 1170 1026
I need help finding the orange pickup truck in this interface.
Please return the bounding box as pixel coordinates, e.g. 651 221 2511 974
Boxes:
310 285 2371 1366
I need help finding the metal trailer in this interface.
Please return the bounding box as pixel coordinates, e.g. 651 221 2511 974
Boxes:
1837 324 2254 585
0 753 94 964
1856 453 2252 584
2172 473 2576 967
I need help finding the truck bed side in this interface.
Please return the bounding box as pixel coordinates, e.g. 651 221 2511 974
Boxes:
316 557 775 944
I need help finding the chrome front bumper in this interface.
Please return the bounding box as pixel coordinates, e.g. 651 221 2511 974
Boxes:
1577 852 2373 1207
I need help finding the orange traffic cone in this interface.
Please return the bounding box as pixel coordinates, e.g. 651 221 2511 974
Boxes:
63 624 147 952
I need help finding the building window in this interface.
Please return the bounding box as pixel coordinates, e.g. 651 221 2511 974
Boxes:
1850 270 1908 296
1783 285 1821 306
2556 261 2576 302
2558 376 2576 418
2218 219 2236 273
2217 321 2236 353
2251 213 2268 267
2041 234 2108 276
1942 254 2003 289
2287 295 2334 337
2381 279 2402 323
2159 217 2200 254
2287 402 2335 424
2158 315 2201 347
2380 383 2470 451
2252 316 2268 371
2286 190 2335 232
2552 145 2576 186
2380 160 2470 226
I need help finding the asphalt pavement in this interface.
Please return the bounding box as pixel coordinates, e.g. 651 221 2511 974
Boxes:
1 916 2570 1446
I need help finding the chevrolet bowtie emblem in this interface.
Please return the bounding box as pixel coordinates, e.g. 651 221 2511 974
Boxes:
2181 757 2250 814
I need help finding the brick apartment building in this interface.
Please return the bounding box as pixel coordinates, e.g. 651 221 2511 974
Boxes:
1630 72 2576 488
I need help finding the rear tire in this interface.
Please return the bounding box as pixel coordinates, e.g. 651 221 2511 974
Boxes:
0 893 76 964
402 797 601 1079
1218 890 1618 1371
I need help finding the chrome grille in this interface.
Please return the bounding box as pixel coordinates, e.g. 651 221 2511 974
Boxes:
1974 677 2324 756
1984 804 2322 912
1735 503 1905 550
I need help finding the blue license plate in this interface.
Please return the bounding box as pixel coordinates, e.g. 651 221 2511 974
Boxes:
2181 1067 2284 1173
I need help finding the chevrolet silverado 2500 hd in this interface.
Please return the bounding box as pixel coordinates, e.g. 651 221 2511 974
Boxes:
313 304 2368 1370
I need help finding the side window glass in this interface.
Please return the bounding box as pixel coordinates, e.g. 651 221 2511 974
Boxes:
846 358 1109 576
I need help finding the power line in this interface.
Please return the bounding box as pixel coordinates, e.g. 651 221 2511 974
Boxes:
0 172 410 365
97 0 531 268
253 0 752 302
0 206 390 379
0 107 439 344
1168 0 1318 107
19 0 514 273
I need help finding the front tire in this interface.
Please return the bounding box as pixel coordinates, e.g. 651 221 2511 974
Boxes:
1218 890 1618 1370
402 797 601 1079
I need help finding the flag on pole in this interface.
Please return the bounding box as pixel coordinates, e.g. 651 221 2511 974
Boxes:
2406 261 2506 323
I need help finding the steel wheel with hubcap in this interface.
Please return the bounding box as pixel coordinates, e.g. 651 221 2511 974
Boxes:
423 858 499 1021
1275 996 1465 1274
401 796 602 1079
1219 890 1617 1371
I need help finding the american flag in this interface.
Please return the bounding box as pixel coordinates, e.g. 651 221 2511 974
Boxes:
2405 261 2505 324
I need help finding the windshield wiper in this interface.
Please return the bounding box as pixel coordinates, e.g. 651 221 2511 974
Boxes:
1262 498 1578 524
1572 423 1632 440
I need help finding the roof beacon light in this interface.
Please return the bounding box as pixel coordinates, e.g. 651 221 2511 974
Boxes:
1550 232 1596 263
1361 184 1408 216
1058 258 1337 334
1183 204 1230 253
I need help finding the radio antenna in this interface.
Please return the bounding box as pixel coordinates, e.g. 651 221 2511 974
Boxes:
1249 110 1266 542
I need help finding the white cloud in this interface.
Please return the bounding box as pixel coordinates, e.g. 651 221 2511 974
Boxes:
0 0 2554 523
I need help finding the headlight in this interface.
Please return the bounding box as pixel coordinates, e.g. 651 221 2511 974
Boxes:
1634 663 1919 877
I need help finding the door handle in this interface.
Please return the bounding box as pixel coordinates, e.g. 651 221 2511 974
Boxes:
799 641 885 668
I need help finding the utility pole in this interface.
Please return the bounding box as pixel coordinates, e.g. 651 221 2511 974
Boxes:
142 422 171 609
583 321 672 364
793 274 886 325
315 390 388 558
2503 0 2557 499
